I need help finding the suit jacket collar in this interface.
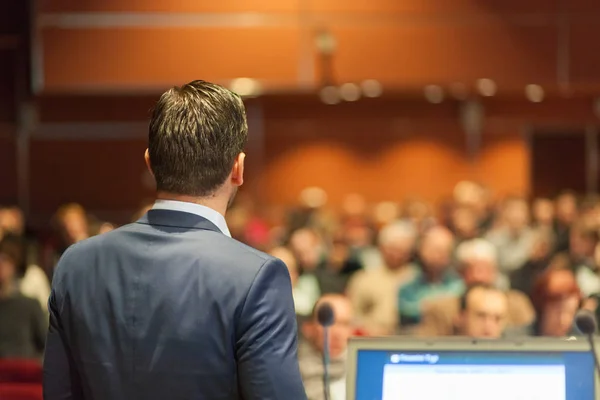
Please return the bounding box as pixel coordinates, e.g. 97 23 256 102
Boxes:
136 209 222 233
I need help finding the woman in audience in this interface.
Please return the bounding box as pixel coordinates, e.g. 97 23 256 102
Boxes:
529 266 582 337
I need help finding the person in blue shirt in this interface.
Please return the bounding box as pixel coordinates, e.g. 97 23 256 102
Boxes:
398 226 464 328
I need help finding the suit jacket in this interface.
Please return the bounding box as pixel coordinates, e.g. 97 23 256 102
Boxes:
416 289 535 337
43 209 307 400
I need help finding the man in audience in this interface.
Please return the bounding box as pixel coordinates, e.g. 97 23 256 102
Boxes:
417 238 534 336
532 198 555 229
299 294 353 400
0 237 46 359
454 284 509 338
398 226 463 328
486 197 535 276
346 221 418 335
569 220 600 296
510 228 555 297
554 191 578 253
270 246 319 317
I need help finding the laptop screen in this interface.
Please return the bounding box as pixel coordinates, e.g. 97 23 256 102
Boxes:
355 350 595 400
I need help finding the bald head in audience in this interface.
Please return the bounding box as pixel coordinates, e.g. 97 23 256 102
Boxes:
419 226 454 278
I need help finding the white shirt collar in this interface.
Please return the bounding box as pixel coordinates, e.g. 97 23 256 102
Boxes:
151 200 231 237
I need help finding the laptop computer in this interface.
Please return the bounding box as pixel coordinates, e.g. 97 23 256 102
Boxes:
346 336 599 400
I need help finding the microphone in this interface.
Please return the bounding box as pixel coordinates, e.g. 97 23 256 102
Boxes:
574 310 600 382
316 302 335 400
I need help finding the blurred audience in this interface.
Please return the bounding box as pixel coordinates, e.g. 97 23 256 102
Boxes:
417 239 533 336
4 178 600 383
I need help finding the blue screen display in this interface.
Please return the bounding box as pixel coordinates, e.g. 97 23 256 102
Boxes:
355 350 595 400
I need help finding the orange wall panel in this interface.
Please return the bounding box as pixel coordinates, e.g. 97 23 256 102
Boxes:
569 22 600 86
310 0 557 14
42 27 302 90
29 140 151 213
42 0 300 13
329 24 558 87
478 133 529 197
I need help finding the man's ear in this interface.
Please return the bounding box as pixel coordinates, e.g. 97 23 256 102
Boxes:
144 149 154 177
231 152 245 186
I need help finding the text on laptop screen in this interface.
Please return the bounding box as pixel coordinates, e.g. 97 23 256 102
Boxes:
355 350 595 400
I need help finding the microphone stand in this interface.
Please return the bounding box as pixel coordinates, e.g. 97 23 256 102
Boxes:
586 334 600 383
322 326 330 400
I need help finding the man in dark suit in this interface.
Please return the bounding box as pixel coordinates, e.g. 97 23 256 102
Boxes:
43 81 307 400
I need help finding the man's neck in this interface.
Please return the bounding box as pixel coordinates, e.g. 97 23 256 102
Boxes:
156 192 228 217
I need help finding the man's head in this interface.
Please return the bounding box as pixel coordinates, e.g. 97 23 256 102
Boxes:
555 191 578 226
456 239 498 286
288 228 323 272
533 198 554 226
451 206 479 239
302 294 353 359
145 80 248 205
269 246 298 287
0 236 23 291
456 284 508 338
0 206 25 237
418 226 454 275
53 203 89 245
569 219 598 260
377 221 417 270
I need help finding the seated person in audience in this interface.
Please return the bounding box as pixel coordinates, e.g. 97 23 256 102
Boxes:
299 294 353 400
417 239 534 336
0 234 51 313
288 229 324 311
312 232 360 295
570 220 600 296
485 197 535 277
554 191 578 254
398 226 463 328
0 237 47 359
510 227 555 298
529 268 582 336
532 198 555 230
346 221 418 336
269 246 318 317
454 284 509 338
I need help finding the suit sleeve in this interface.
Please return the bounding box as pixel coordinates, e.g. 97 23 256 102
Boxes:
43 254 84 400
236 258 307 400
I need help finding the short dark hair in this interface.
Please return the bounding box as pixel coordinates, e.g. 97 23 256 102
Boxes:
459 284 504 312
148 80 248 196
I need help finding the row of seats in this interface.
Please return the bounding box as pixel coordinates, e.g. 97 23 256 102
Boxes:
0 359 42 400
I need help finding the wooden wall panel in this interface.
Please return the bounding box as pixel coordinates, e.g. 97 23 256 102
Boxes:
329 24 558 87
566 0 600 12
42 0 300 13
0 50 16 123
28 140 151 213
478 133 529 197
569 23 600 86
42 27 302 90
310 0 557 14
0 136 17 204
